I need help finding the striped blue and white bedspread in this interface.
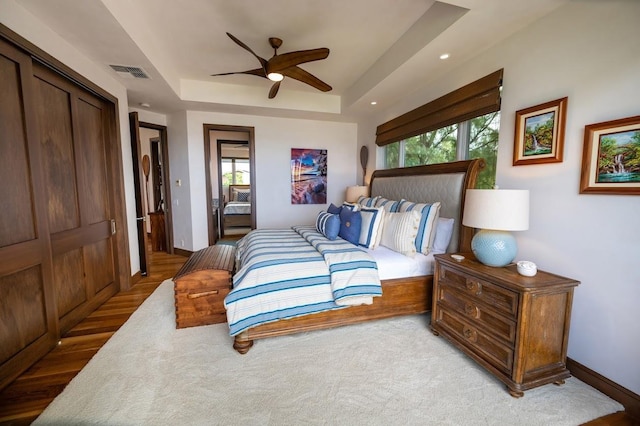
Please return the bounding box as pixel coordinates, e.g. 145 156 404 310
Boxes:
224 226 381 336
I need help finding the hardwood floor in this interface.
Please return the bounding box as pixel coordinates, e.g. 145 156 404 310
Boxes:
0 241 635 425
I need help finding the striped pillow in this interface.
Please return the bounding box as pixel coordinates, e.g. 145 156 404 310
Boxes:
358 206 385 249
356 195 380 208
397 200 441 254
381 211 421 257
374 197 401 213
315 211 340 240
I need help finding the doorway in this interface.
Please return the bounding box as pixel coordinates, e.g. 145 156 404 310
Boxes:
203 124 256 244
129 114 173 278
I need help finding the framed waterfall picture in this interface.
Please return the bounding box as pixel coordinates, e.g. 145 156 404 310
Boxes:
290 148 327 204
580 115 640 195
513 97 567 165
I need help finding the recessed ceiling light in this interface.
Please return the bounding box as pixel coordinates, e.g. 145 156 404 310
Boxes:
140 102 151 108
440 53 450 60
370 101 377 105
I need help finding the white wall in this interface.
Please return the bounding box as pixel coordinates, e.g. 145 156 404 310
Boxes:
166 111 192 250
175 111 358 251
362 0 640 394
1 0 140 277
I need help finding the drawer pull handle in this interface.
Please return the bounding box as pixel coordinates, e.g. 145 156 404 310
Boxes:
462 325 478 342
465 280 482 295
465 302 479 318
187 290 219 299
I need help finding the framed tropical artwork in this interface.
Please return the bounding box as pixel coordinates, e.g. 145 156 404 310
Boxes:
513 97 567 165
290 148 327 204
580 115 640 195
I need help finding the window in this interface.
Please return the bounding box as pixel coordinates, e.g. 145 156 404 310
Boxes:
385 112 499 188
221 158 250 187
376 69 503 189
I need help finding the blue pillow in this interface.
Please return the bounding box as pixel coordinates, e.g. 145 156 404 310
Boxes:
338 208 361 245
316 211 340 240
327 203 342 215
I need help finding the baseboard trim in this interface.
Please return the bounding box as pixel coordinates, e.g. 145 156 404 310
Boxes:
567 357 640 421
173 247 192 257
130 271 142 285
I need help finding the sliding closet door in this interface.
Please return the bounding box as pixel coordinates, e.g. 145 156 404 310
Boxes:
0 39 57 390
32 63 119 334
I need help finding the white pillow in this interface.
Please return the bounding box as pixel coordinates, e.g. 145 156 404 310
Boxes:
432 217 455 254
397 200 441 254
381 211 421 257
358 206 385 249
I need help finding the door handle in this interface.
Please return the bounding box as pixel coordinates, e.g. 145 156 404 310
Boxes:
136 216 146 221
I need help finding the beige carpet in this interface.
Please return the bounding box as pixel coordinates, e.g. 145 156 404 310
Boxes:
34 280 622 425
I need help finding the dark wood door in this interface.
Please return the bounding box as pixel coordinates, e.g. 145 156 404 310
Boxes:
0 39 58 390
33 62 120 334
0 26 127 392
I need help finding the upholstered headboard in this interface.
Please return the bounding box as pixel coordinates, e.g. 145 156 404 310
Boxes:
228 184 251 202
369 159 484 253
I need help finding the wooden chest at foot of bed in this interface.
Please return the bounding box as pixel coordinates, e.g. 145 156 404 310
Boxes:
174 244 236 328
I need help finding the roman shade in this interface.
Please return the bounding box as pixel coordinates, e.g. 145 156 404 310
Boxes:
375 69 503 147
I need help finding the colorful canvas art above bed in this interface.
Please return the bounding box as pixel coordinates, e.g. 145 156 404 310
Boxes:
291 148 327 204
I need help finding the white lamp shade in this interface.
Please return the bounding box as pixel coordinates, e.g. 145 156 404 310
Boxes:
462 189 529 231
345 185 369 203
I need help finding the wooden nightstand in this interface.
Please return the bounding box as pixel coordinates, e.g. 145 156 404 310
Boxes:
431 253 580 398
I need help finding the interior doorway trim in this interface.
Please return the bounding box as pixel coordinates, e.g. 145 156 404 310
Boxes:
139 121 174 254
203 124 256 245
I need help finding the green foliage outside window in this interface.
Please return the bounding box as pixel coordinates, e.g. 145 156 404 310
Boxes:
383 112 499 189
404 126 457 167
222 171 246 187
469 112 499 189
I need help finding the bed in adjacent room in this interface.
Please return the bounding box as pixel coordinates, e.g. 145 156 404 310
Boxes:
225 159 484 354
223 184 252 228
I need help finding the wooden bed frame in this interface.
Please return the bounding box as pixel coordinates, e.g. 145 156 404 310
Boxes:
223 184 252 228
232 159 484 354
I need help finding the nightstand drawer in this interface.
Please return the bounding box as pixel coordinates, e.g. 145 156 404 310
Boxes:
437 285 517 345
439 265 518 318
435 307 514 375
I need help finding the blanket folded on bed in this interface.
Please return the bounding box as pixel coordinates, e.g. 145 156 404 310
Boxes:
224 227 381 336
294 226 381 305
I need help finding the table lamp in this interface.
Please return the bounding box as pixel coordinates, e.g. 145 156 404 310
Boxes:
462 189 529 267
345 185 369 203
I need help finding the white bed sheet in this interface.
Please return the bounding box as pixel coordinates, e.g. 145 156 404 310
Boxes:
364 246 436 280
223 201 251 215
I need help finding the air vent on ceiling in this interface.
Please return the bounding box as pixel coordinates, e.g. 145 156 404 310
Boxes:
109 65 150 79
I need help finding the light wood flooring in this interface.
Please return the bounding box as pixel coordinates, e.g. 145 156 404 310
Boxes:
0 242 635 425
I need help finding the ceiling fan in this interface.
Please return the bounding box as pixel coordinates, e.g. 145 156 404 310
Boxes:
211 32 332 99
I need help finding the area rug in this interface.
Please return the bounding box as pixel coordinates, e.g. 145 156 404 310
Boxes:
34 280 622 425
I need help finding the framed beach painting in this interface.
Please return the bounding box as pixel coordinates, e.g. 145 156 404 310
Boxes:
580 115 640 195
291 148 327 204
513 97 567 165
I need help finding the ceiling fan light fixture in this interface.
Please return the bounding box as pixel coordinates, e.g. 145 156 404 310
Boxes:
267 72 284 82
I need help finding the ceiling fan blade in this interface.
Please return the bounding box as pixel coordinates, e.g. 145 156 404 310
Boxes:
225 32 268 70
211 68 267 78
268 81 281 99
281 66 332 92
267 48 330 73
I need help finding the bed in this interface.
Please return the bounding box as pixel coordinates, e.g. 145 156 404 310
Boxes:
223 184 252 228
227 159 484 354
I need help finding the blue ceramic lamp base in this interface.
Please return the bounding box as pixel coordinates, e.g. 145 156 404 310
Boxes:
471 229 517 267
